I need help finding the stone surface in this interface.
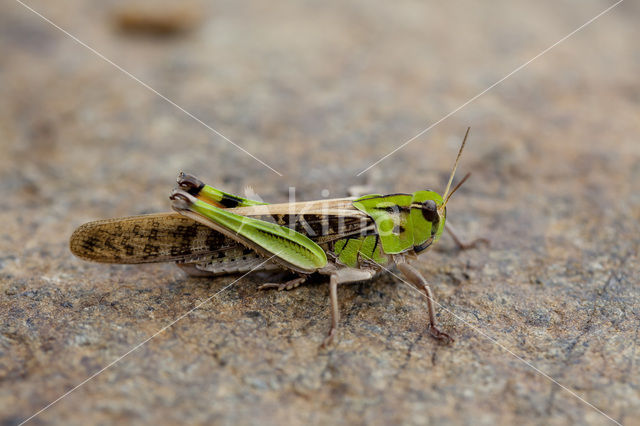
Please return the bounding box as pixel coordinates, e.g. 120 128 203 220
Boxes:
1 1 639 425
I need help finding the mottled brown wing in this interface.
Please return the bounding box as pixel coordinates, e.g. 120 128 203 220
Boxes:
69 213 237 264
70 207 375 264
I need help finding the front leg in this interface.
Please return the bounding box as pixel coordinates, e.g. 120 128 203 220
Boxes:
395 262 453 343
445 222 489 250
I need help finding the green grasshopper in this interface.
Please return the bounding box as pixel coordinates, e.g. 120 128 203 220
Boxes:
70 129 482 346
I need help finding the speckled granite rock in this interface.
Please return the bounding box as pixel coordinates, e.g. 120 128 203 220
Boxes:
1 1 639 425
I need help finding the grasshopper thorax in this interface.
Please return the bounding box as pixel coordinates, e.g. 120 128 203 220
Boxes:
352 190 445 255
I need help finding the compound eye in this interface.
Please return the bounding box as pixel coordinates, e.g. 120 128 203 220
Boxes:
421 200 438 222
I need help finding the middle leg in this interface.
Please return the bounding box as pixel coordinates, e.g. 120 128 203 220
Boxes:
321 268 377 348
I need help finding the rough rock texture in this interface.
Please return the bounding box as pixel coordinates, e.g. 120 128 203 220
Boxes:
1 1 639 425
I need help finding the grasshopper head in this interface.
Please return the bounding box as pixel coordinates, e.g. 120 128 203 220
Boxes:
410 190 446 253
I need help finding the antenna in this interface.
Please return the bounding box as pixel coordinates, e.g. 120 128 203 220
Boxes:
441 127 470 206
444 172 470 206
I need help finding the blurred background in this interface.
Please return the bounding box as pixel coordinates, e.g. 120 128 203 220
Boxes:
1 0 638 424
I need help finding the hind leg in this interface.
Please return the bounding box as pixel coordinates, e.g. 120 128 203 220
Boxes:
177 263 218 277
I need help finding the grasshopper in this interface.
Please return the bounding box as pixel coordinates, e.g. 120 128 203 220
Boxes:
70 129 482 346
